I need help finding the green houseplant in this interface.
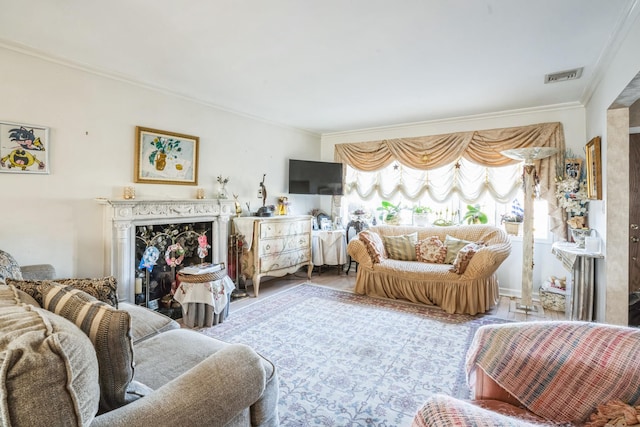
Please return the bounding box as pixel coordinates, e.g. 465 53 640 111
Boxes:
377 201 402 225
412 205 432 226
463 204 488 224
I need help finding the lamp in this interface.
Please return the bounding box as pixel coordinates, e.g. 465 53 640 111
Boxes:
501 147 558 312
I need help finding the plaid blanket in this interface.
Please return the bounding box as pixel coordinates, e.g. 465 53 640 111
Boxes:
466 321 640 424
412 394 550 426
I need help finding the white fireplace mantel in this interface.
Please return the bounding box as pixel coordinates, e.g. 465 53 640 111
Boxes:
97 198 236 303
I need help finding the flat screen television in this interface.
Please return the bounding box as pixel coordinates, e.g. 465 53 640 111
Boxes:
288 159 344 195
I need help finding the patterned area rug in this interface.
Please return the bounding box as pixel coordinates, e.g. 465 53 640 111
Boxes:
200 283 508 426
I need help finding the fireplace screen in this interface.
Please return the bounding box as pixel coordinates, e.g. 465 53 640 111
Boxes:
135 221 213 317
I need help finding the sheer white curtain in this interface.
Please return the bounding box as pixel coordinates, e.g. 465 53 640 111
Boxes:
344 159 522 204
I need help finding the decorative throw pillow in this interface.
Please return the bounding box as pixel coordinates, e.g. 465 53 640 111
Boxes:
0 249 23 281
358 230 387 263
415 236 447 264
0 284 100 426
450 242 484 274
40 281 135 412
443 235 474 264
382 233 419 261
7 276 118 308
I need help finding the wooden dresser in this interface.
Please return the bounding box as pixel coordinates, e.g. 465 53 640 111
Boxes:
233 215 313 297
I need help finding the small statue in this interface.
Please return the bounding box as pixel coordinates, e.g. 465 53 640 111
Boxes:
233 193 243 215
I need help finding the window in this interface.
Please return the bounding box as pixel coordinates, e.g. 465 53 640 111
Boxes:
342 162 550 240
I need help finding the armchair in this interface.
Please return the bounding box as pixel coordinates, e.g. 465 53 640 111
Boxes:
413 321 640 426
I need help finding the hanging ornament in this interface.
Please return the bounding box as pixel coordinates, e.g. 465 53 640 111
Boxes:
139 246 160 272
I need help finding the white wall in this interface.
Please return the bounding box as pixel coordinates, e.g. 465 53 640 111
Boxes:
585 8 640 324
321 105 585 299
0 46 321 278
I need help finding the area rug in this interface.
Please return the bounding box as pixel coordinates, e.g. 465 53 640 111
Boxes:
200 283 508 426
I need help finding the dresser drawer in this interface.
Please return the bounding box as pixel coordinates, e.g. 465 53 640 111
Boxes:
259 219 311 239
259 249 310 273
258 234 311 256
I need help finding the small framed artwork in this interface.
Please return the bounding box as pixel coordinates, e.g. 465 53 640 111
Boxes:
585 136 602 200
564 158 582 180
0 121 50 174
135 126 199 185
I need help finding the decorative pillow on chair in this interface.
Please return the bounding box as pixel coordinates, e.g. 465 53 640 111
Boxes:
443 235 474 264
7 276 118 308
359 230 387 263
381 233 419 261
0 249 23 281
415 236 448 264
450 242 484 274
40 281 135 412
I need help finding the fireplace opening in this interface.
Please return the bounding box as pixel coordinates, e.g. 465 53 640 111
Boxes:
135 221 213 318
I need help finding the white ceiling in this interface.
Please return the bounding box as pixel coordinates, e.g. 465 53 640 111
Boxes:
0 0 638 134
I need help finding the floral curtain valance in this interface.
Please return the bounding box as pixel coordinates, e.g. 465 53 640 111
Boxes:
334 122 566 239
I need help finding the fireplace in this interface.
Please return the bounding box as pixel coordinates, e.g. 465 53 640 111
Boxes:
97 198 236 304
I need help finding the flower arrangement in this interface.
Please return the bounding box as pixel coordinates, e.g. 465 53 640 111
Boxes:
148 136 181 166
217 175 229 185
501 199 524 223
555 176 589 216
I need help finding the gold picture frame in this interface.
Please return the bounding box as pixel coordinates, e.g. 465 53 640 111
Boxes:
135 126 199 185
585 136 602 200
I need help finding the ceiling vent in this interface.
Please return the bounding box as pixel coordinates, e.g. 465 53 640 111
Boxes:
544 67 583 84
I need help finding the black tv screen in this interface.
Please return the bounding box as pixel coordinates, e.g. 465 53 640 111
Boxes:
288 159 344 195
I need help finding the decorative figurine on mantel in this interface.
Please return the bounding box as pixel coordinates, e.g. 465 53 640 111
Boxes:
257 173 273 217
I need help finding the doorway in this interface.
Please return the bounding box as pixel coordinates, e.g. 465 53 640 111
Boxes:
629 133 640 326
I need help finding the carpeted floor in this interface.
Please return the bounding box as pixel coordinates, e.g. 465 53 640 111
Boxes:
200 283 508 427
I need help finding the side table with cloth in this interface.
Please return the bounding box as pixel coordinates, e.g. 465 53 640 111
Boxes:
551 241 604 321
311 229 347 273
175 270 235 328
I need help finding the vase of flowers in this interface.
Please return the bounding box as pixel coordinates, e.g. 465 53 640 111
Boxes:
555 176 589 229
217 175 229 199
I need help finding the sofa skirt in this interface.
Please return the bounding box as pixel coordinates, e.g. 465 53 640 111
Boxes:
354 268 499 315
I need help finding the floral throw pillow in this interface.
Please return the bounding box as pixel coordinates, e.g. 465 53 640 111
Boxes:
415 236 447 264
450 242 484 274
7 276 118 308
358 230 387 263
0 249 23 281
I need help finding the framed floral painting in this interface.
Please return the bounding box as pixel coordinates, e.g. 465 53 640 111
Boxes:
585 136 602 200
0 121 50 174
135 126 199 185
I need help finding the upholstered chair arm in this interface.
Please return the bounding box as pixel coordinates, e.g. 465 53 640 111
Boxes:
91 344 267 427
466 322 640 424
20 264 56 280
460 241 511 279
347 239 373 269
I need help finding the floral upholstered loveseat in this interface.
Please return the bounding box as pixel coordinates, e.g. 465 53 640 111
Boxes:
346 225 511 315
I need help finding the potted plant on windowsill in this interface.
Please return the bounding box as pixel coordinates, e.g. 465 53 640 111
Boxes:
463 204 488 225
377 201 402 225
501 213 524 236
412 205 432 226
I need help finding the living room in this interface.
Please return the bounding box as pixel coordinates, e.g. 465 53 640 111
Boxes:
2 1 639 325
2 1 640 425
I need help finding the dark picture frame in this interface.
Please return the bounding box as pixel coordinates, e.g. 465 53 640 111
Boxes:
585 136 602 200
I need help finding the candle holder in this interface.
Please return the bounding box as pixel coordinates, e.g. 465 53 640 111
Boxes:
124 186 136 200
